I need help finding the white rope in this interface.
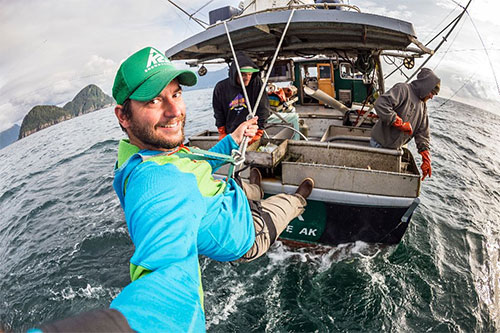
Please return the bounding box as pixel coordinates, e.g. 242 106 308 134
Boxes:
223 9 296 170
223 21 253 116
253 8 296 117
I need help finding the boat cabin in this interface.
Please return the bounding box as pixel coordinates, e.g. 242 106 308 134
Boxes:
269 58 374 107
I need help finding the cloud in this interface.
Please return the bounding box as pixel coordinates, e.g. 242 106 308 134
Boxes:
0 0 499 133
0 102 20 132
0 0 205 132
353 0 412 20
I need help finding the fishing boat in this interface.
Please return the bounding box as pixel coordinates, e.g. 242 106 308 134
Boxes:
164 0 462 246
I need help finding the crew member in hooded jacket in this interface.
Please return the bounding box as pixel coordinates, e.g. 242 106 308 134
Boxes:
370 68 441 181
213 51 270 144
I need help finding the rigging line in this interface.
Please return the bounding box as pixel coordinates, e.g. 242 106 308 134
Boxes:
254 9 296 120
424 13 461 46
242 0 256 14
384 13 462 81
377 220 404 243
170 3 197 36
432 14 467 71
421 3 457 42
384 56 408 79
445 48 500 53
190 0 215 18
405 0 472 83
166 0 207 29
465 11 500 95
437 72 476 109
450 0 465 9
223 22 253 116
382 54 395 65
223 20 253 167
223 9 296 172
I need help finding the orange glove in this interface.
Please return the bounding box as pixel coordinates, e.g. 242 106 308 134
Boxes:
249 129 264 145
392 116 413 136
420 150 432 181
217 126 226 141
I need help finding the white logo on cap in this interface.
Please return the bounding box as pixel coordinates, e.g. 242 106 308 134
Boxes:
145 48 169 72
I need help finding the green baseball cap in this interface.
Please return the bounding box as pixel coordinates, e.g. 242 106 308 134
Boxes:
240 66 259 73
112 47 197 105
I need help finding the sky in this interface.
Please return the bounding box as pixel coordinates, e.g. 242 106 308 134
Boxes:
0 0 499 133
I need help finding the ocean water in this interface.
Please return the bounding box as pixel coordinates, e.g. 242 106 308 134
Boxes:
0 88 498 332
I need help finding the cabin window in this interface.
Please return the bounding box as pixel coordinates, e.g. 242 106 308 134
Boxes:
340 63 363 80
319 65 331 79
304 66 317 78
301 65 318 90
269 60 294 82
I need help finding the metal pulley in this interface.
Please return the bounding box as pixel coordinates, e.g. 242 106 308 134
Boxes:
198 65 208 76
403 57 415 69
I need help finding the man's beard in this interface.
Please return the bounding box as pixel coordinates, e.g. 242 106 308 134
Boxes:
129 116 186 150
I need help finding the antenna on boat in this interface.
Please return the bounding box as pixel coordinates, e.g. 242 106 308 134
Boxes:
405 0 472 82
166 0 208 29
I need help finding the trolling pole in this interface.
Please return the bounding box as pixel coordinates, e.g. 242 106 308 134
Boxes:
384 6 464 81
405 0 472 82
224 9 296 174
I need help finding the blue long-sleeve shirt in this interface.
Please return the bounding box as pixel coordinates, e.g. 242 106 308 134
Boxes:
110 135 255 331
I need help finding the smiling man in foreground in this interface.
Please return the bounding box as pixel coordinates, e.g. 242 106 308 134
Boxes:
107 46 313 331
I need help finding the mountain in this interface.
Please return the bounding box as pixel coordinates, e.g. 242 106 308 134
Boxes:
18 105 71 139
0 124 21 150
63 84 114 117
18 85 113 139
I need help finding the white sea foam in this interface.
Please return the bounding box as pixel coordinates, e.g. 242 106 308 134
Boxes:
49 283 121 301
205 281 246 328
266 240 388 273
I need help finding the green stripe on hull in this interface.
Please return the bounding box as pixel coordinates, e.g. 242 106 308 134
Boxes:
280 199 326 243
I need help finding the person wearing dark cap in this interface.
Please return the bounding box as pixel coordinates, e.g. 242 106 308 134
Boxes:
213 51 270 144
370 68 441 181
